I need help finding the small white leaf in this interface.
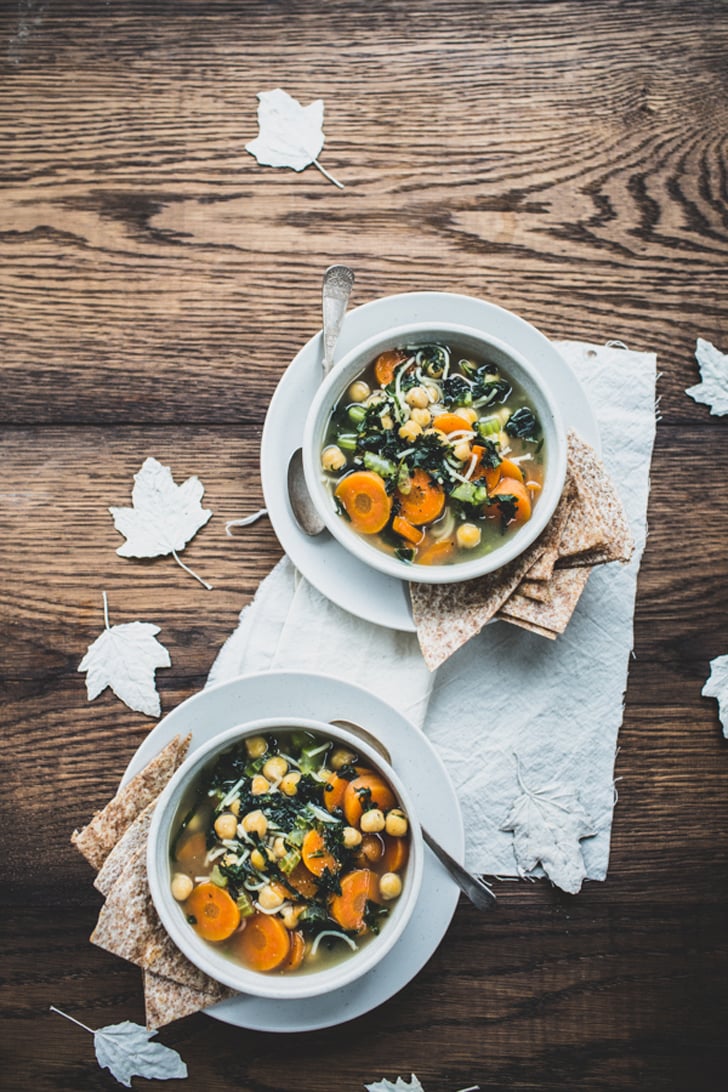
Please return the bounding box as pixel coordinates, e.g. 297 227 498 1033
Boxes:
685 338 728 415
246 88 343 188
500 763 596 894
702 654 728 738
50 1009 187 1088
79 594 170 717
365 1078 426 1092
110 457 212 560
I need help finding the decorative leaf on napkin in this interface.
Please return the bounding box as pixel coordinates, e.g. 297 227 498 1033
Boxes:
79 592 170 717
702 654 728 738
109 457 213 589
685 338 728 415
50 1008 188 1087
500 760 596 894
245 88 344 188
365 1078 426 1092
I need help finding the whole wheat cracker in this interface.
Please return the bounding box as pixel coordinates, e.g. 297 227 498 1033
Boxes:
94 800 156 897
143 969 235 1030
71 734 190 870
497 567 592 634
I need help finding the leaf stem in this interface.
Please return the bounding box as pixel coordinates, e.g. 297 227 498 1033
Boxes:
102 590 110 631
225 508 268 536
50 1005 94 1035
171 549 213 590
312 158 344 189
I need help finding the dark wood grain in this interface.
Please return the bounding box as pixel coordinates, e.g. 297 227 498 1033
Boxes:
1 2 727 1090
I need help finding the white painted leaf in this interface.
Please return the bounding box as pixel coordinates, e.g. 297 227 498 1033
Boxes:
702 654 728 738
500 767 596 894
246 88 343 187
94 1021 188 1087
50 1009 187 1088
685 338 728 415
365 1077 426 1092
79 600 170 718
110 457 212 560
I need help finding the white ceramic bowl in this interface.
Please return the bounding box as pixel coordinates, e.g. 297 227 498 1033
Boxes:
147 716 424 1001
302 321 567 584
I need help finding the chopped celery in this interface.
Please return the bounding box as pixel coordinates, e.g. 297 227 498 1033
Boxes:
337 433 357 452
280 848 302 875
209 864 228 888
363 451 397 479
451 481 487 505
347 404 367 425
476 416 501 437
235 890 255 918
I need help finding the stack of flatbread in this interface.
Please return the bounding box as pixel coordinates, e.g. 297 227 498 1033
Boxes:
411 431 634 670
71 734 235 1029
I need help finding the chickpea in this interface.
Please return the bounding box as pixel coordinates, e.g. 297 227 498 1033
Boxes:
404 385 429 408
214 812 238 841
281 904 304 930
280 771 302 796
385 808 409 837
452 441 472 462
257 884 285 911
360 808 386 834
410 407 432 428
229 798 241 817
398 420 422 442
348 379 371 402
262 755 288 782
456 522 482 550
380 413 394 431
171 873 194 902
342 825 363 848
245 735 268 759
250 847 267 871
241 810 268 838
425 384 440 404
321 444 347 473
379 871 403 900
330 746 357 771
272 836 287 859
251 774 271 795
460 407 478 425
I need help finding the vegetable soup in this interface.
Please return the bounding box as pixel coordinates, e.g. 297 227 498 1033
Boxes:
169 728 411 976
320 342 546 566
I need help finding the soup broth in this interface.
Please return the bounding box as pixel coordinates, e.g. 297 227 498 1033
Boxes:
169 728 410 976
320 342 546 566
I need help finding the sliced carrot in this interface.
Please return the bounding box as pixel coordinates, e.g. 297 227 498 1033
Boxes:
396 469 445 526
499 457 524 481
283 862 319 900
302 828 339 876
233 911 290 972
490 476 532 523
324 771 348 813
416 538 457 565
329 869 380 933
392 514 424 546
282 929 306 972
374 349 407 387
185 882 241 942
335 471 392 534
354 833 385 867
381 834 409 874
343 773 397 827
174 830 206 865
432 412 472 435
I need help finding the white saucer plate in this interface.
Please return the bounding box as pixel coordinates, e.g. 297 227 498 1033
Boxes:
261 292 600 633
123 670 464 1034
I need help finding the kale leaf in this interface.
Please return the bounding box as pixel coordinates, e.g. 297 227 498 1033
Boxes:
505 406 540 440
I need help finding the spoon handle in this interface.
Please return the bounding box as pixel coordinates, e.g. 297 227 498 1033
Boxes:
322 264 355 375
421 827 497 911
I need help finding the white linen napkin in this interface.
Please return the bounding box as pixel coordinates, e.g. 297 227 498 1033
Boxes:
208 341 657 884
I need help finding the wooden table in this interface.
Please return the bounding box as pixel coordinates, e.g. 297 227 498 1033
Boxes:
2 2 727 1089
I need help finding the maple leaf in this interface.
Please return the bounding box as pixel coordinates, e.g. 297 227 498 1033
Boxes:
51 1008 187 1087
702 654 728 738
365 1078 426 1092
78 593 170 717
685 338 728 415
500 760 596 894
245 88 344 188
109 457 213 589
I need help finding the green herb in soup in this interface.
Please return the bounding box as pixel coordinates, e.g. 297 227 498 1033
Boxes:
169 730 410 976
320 343 546 565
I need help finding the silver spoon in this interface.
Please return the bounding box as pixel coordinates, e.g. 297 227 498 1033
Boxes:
330 719 497 912
287 265 355 536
